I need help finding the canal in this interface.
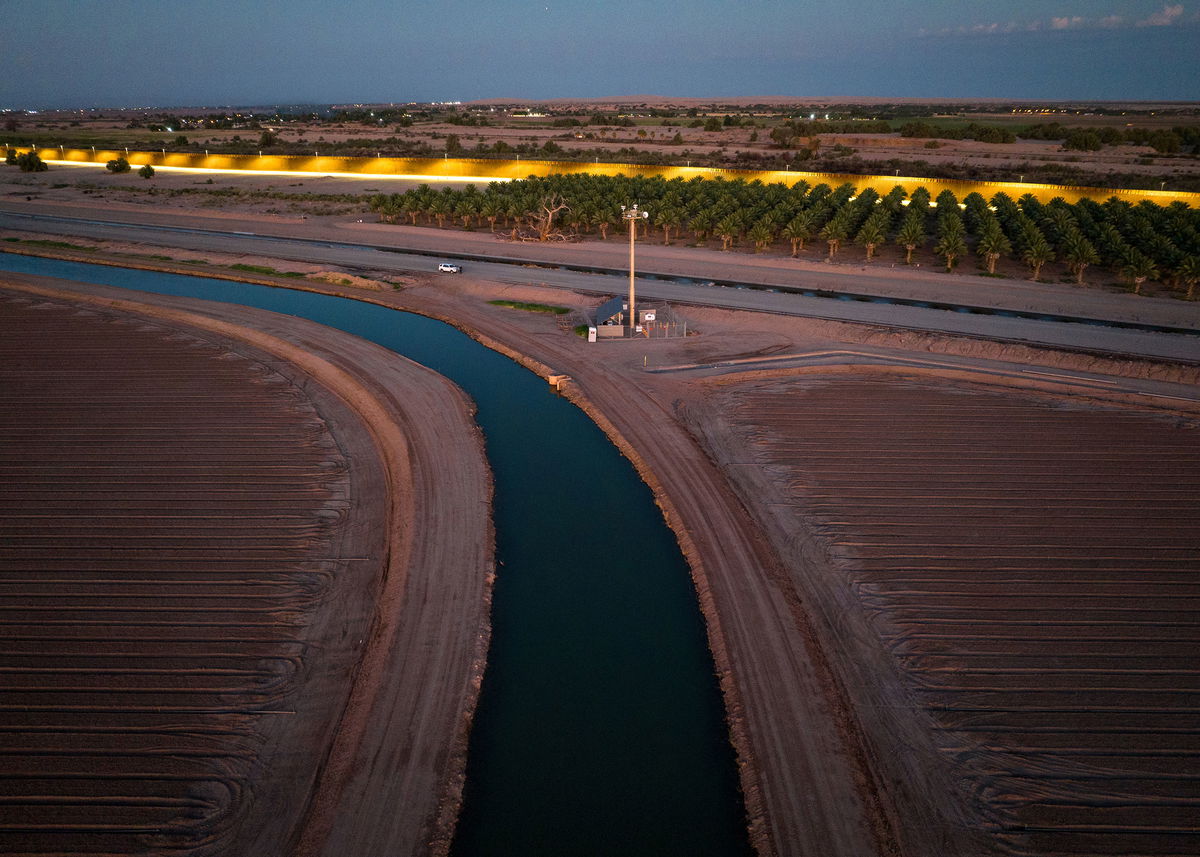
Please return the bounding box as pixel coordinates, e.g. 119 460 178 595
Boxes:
0 254 752 857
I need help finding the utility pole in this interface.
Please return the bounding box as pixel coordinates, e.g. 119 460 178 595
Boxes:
621 204 648 334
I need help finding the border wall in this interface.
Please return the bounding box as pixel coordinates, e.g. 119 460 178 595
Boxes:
13 147 1200 207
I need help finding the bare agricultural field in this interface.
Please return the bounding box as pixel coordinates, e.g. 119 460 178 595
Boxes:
699 374 1200 856
0 280 491 857
0 292 372 854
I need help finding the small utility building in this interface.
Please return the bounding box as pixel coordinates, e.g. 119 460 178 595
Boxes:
592 296 658 339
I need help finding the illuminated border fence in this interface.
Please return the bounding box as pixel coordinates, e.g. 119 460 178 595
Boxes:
13 147 1200 207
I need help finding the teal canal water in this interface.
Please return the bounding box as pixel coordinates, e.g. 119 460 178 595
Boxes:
1 254 752 857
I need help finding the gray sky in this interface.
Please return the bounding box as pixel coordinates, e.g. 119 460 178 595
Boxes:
4 1 1197 108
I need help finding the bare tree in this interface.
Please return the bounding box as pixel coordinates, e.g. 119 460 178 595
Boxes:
534 194 569 242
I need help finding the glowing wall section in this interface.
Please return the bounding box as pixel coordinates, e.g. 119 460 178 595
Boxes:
30 148 518 183
17 148 1200 207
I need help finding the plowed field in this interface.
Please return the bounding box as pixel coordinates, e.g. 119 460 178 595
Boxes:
0 291 382 855
716 376 1200 856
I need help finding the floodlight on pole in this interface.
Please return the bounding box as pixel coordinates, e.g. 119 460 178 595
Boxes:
621 204 649 333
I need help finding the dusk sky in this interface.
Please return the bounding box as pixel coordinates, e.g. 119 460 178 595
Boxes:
4 1 1197 108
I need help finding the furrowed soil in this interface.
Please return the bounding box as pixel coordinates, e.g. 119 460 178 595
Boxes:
0 276 491 857
691 374 1200 856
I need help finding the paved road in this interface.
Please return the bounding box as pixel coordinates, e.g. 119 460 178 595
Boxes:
2 208 1198 363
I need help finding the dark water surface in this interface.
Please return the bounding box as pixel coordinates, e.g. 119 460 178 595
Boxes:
1 254 752 857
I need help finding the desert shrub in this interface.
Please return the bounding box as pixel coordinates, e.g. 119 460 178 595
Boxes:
17 151 47 171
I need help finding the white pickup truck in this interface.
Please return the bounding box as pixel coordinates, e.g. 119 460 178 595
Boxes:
437 262 462 273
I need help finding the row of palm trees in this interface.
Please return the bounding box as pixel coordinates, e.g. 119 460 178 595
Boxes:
367 174 1200 296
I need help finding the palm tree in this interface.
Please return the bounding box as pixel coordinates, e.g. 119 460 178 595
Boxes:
429 195 453 229
782 212 815 257
479 198 503 232
455 197 479 229
821 215 850 260
715 213 741 251
1022 233 1054 281
690 210 715 246
400 192 423 225
657 206 683 245
933 232 967 271
937 212 966 241
854 217 887 261
1044 207 1074 245
370 194 399 223
976 223 1012 274
748 220 775 253
1121 254 1159 295
503 199 523 230
989 190 1014 210
415 185 440 224
597 208 616 240
1175 255 1200 299
961 192 990 232
935 189 959 215
1061 230 1099 285
882 185 908 212
895 211 925 264
573 204 598 236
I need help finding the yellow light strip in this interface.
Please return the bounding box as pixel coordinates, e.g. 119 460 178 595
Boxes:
41 160 509 184
12 147 1195 207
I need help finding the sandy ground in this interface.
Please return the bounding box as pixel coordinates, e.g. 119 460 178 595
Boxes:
4 219 1200 856
0 274 491 857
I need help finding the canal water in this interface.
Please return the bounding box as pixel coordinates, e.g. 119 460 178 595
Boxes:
0 254 752 857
